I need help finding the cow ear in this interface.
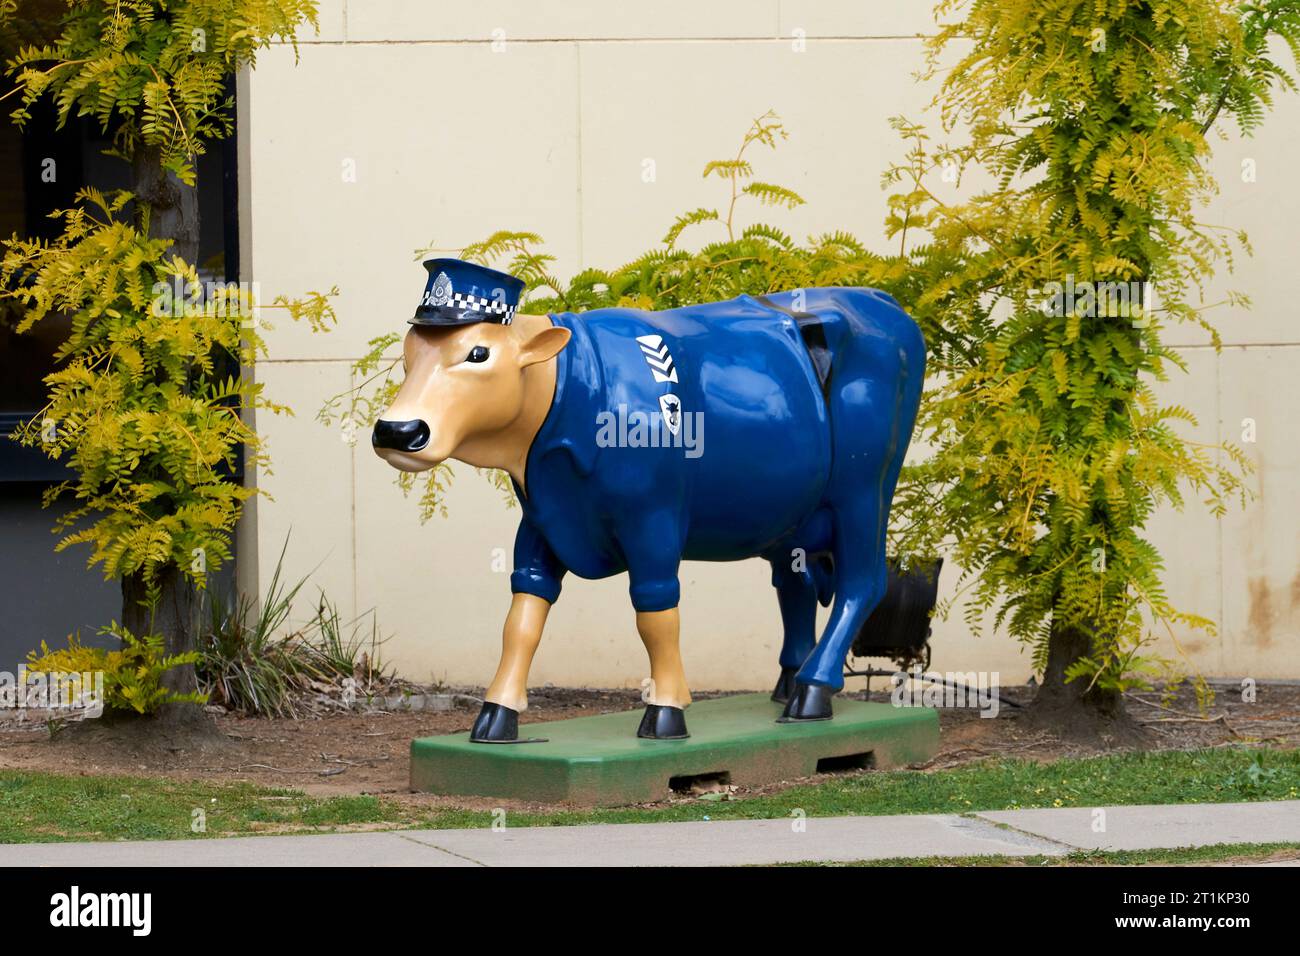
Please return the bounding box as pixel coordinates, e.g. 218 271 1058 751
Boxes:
518 326 571 368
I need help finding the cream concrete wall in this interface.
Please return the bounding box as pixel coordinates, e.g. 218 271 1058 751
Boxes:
238 1 1300 692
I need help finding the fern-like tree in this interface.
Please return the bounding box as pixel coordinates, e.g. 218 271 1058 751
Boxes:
0 1 330 725
881 0 1300 738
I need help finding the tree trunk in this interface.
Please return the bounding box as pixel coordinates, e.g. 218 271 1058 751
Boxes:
1024 618 1147 746
131 144 201 264
122 565 208 728
118 143 209 729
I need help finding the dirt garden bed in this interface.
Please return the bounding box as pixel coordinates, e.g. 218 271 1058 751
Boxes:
1 680 1297 811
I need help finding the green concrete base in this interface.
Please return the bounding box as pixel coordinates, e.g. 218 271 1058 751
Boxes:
410 693 939 806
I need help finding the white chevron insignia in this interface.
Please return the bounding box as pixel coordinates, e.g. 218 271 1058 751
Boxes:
635 334 678 383
643 353 673 372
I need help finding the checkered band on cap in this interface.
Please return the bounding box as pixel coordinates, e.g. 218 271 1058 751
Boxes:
418 287 517 324
449 289 516 325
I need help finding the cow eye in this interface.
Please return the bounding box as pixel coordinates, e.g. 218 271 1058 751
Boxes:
466 345 490 364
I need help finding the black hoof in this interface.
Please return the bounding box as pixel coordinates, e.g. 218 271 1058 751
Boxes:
637 704 689 740
778 682 834 722
771 666 798 704
470 702 520 743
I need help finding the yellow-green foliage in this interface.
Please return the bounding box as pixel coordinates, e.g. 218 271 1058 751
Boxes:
878 0 1299 693
1 2 331 599
0 188 335 587
24 634 107 675
2 0 319 182
27 626 205 715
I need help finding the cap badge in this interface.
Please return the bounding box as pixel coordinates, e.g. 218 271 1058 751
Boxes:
430 271 453 307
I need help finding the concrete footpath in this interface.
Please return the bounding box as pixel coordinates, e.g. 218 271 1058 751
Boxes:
2 801 1297 867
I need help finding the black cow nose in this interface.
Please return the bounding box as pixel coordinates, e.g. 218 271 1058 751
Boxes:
372 419 430 453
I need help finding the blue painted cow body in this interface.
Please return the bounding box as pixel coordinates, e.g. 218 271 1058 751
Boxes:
510 287 925 693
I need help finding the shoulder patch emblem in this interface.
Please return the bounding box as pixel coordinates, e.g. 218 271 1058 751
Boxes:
658 393 682 435
636 334 678 384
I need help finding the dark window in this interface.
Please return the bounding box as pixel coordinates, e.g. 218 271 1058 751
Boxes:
0 98 238 479
0 80 239 659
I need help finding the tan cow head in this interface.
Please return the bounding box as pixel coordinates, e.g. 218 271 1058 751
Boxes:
371 317 571 477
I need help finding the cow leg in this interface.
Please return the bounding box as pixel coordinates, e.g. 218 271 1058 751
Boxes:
618 519 690 739
472 592 551 743
768 558 819 704
782 309 924 722
781 502 888 722
635 607 691 739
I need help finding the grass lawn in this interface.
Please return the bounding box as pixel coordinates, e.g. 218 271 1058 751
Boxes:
1 746 1297 844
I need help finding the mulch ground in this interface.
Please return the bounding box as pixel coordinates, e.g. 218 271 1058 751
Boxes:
2 680 1297 809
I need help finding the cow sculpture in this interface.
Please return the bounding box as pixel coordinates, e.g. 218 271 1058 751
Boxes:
372 259 925 742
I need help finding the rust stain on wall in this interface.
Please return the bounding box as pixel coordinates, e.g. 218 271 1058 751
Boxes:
1247 577 1275 648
